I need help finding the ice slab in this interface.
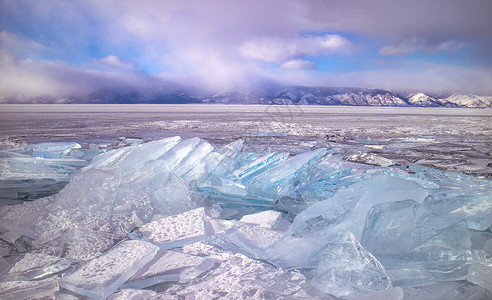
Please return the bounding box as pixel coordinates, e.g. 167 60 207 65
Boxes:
239 210 283 229
0 240 16 258
179 139 243 182
231 152 289 182
375 249 485 282
0 155 88 202
251 148 326 191
0 279 59 300
261 233 332 269
467 261 492 292
346 152 396 167
425 193 492 231
210 223 285 259
291 174 429 240
402 281 491 300
361 200 460 254
353 287 404 300
122 249 217 289
59 240 159 299
194 175 275 213
216 140 244 174
470 230 492 255
27 142 81 158
174 140 214 178
88 136 181 174
108 289 177 300
311 231 391 299
175 248 311 299
1 252 70 281
361 199 480 284
158 137 201 170
291 156 355 203
7 159 195 260
122 160 197 219
411 164 492 230
131 207 215 249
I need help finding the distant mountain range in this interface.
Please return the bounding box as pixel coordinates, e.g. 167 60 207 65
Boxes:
3 85 492 108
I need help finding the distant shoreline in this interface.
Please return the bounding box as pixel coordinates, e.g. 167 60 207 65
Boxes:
1 103 491 116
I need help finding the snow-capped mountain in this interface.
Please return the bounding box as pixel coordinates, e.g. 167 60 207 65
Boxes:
205 87 492 108
407 93 441 107
4 85 492 108
442 94 492 108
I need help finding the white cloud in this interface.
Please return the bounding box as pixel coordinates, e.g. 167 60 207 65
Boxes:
98 55 134 70
379 44 417 56
0 30 47 58
380 38 466 56
240 34 351 63
281 59 316 70
436 40 465 51
1 0 491 97
276 61 492 95
0 50 163 101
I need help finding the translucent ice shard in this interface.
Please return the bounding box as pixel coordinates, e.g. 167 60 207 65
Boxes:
209 139 244 176
174 140 214 177
1 253 70 281
361 200 456 255
131 207 215 249
261 233 332 269
376 250 485 283
28 142 81 158
210 223 284 259
158 137 201 170
122 160 197 218
179 140 243 182
402 281 491 300
217 139 243 161
360 200 485 284
0 155 88 201
291 155 354 203
346 152 396 167
467 262 492 292
291 174 429 240
410 164 492 230
89 136 181 174
311 231 391 299
251 148 326 191
122 249 217 289
231 152 289 182
59 240 159 299
194 175 275 214
1 138 200 260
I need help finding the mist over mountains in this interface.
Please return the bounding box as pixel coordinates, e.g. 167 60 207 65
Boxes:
3 84 491 108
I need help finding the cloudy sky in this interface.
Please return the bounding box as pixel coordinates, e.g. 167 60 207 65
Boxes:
1 0 492 101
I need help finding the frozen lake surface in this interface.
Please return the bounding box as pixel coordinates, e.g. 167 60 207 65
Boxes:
0 104 491 299
1 104 491 177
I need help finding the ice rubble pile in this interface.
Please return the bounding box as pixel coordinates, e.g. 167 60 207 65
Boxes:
0 136 491 299
0 142 98 202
